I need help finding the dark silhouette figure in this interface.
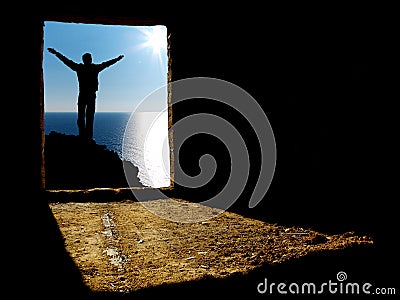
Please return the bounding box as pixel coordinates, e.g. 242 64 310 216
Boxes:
48 48 124 140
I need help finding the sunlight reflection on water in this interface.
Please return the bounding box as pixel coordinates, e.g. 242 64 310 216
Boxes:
123 111 170 188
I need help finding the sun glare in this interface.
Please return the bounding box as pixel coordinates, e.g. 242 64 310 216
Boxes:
139 26 167 61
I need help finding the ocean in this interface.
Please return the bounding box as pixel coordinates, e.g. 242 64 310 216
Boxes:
44 112 171 188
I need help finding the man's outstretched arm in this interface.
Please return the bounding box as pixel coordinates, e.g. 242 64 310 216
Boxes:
99 55 124 71
48 48 78 71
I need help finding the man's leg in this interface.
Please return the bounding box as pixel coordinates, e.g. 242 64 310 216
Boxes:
77 101 86 138
85 94 96 140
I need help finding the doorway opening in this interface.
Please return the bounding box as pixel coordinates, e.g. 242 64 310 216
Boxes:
41 18 173 194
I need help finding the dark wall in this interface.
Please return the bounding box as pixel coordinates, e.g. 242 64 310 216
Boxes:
166 9 396 240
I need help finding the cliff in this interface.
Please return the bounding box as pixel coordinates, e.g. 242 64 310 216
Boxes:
44 131 143 190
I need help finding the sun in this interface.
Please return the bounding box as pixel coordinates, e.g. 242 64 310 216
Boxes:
139 26 167 58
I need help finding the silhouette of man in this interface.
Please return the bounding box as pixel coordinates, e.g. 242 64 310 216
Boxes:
48 48 124 140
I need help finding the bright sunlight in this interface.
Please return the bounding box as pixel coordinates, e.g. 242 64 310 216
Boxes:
138 26 168 65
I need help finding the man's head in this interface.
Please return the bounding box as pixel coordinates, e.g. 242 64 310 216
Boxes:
82 53 92 65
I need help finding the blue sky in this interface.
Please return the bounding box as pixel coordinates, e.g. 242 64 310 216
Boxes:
43 21 168 112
